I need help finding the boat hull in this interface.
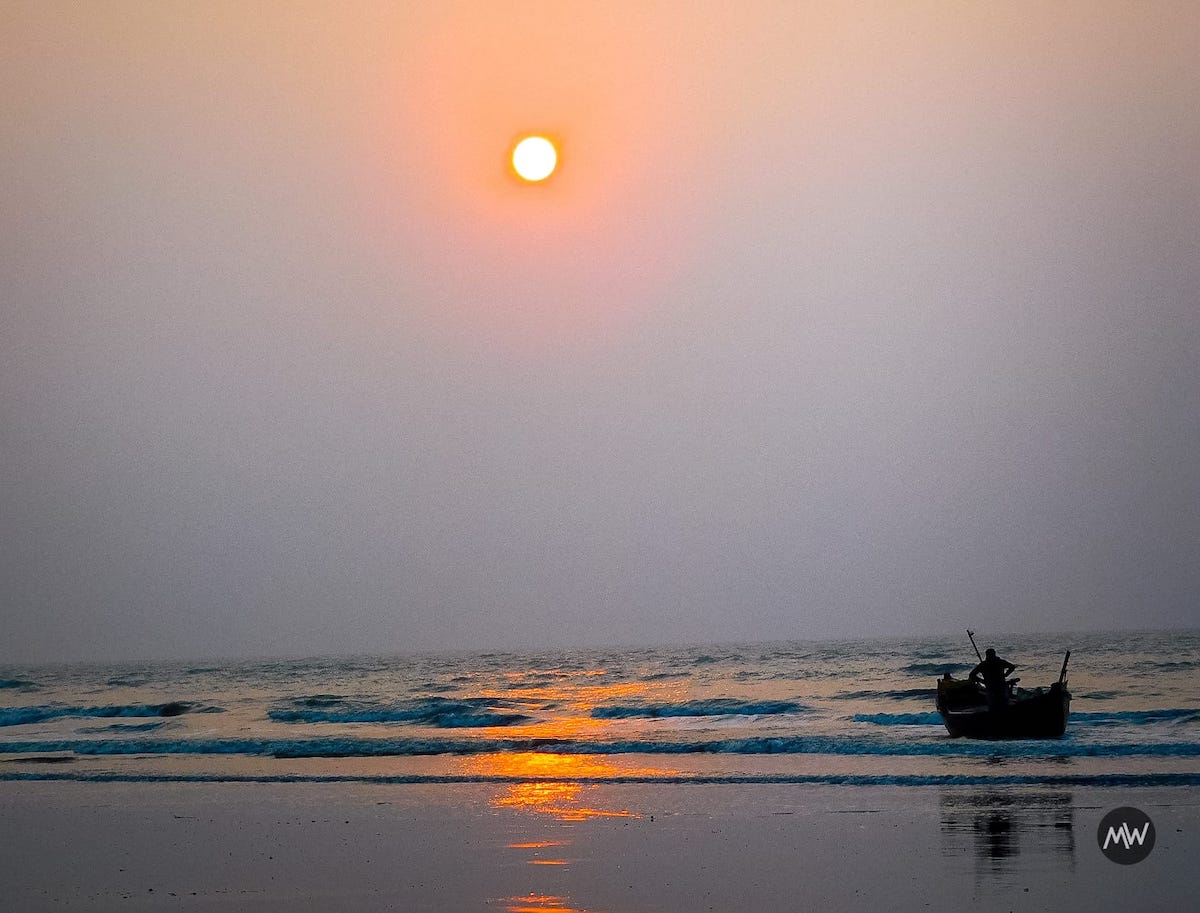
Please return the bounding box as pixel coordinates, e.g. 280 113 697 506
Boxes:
936 680 1070 739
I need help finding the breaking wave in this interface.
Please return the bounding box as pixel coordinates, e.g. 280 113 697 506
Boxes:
836 688 936 701
75 721 170 734
902 662 968 675
1130 659 1198 672
591 699 806 719
852 712 943 726
0 702 221 727
105 676 153 688
3 734 1198 760
267 696 531 728
4 770 1199 788
855 709 1200 728
1071 708 1200 726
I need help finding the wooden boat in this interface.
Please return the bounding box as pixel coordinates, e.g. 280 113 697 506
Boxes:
935 650 1071 739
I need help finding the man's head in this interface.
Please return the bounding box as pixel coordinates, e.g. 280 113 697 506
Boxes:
985 648 996 659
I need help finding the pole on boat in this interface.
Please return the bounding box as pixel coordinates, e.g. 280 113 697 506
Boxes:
966 629 983 663
1058 650 1071 685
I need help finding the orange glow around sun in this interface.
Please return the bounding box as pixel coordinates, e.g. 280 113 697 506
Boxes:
368 4 704 349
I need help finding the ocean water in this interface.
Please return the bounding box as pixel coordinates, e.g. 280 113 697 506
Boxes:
2 631 1198 793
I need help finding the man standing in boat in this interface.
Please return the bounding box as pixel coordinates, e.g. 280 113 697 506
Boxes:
970 647 1016 709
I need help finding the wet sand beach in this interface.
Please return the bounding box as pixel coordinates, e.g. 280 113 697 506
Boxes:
1 781 1194 912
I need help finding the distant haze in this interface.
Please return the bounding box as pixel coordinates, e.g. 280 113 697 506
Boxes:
2 3 1197 663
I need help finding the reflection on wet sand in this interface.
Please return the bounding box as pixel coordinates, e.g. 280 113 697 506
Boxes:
501 894 595 913
940 791 1075 876
509 840 568 849
470 752 645 821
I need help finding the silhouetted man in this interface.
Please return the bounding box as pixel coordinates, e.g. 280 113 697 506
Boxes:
970 647 1016 709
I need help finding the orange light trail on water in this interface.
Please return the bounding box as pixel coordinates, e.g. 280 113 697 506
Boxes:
502 896 595 913
465 751 665 821
507 840 567 849
478 674 683 742
461 667 683 820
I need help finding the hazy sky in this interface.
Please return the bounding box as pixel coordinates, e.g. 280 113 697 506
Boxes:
3 2 1198 663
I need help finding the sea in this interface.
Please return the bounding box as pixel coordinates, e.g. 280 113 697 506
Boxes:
2 630 1198 794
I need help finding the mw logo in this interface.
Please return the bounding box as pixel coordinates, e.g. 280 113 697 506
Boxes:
1096 806 1155 864
1101 821 1151 851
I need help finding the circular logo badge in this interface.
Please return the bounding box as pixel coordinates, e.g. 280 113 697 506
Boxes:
1097 807 1155 864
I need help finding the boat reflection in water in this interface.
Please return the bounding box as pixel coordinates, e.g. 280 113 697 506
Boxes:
940 791 1075 878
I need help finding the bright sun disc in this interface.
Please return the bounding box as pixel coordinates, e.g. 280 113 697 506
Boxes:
512 136 557 182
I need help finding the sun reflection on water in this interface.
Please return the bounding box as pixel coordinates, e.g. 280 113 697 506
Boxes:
481 675 678 741
502 894 595 913
508 840 568 849
472 752 648 821
481 669 669 913
462 673 681 821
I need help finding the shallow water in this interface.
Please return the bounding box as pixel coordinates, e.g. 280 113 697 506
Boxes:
2 630 1198 788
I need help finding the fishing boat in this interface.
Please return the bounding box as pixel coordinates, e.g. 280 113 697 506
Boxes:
935 637 1071 739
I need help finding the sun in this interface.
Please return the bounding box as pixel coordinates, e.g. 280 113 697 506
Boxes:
511 135 557 182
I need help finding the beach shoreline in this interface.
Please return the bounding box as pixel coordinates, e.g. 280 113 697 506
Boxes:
2 780 1193 912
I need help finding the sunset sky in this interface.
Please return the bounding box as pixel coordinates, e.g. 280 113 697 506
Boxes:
3 2 1198 662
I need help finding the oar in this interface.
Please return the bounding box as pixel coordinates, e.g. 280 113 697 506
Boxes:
966 629 983 663
1058 650 1071 685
